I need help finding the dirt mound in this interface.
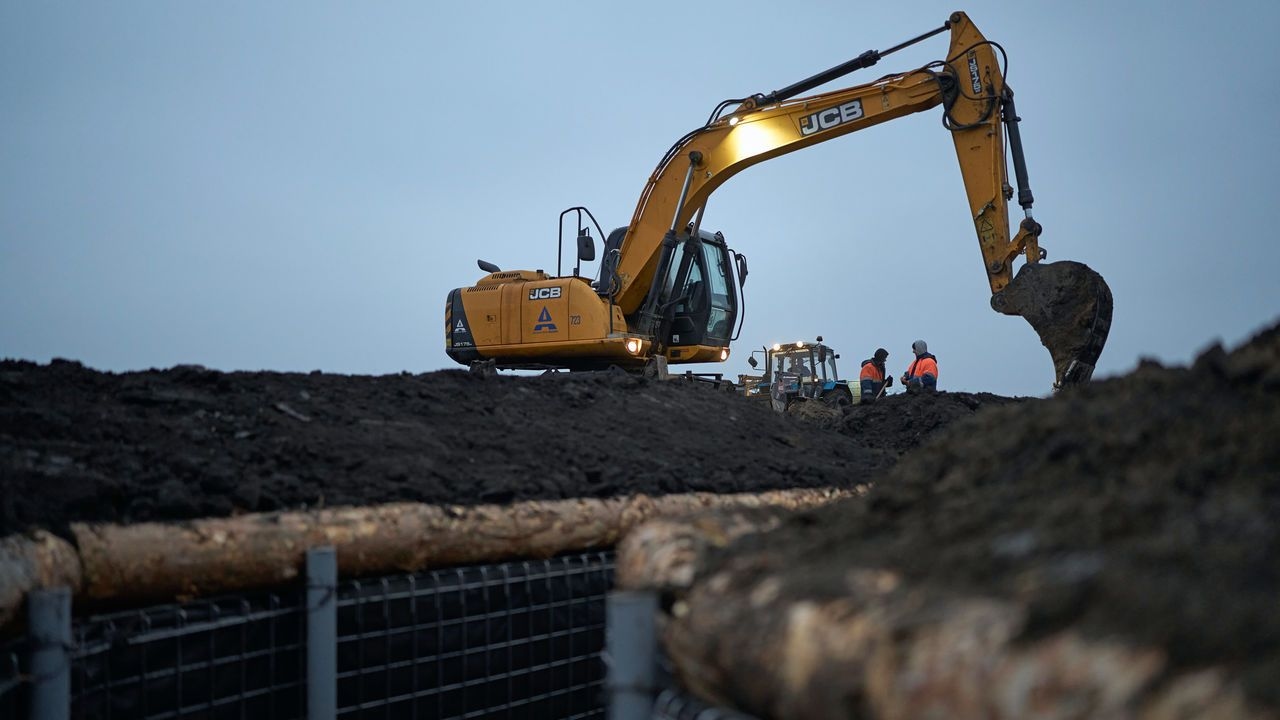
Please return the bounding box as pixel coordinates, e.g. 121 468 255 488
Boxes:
0 362 907 538
834 390 1029 455
684 319 1280 712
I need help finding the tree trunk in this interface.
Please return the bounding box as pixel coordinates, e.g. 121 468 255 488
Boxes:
619 514 1267 720
0 531 82 631
68 488 850 605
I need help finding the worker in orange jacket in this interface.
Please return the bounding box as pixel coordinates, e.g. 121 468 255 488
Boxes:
859 348 893 401
901 339 939 393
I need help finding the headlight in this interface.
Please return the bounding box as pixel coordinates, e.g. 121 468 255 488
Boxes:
625 338 642 354
720 348 729 361
795 341 805 348
772 343 781 351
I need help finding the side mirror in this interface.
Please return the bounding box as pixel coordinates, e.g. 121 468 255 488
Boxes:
748 356 758 369
477 259 500 273
577 231 596 262
735 253 749 286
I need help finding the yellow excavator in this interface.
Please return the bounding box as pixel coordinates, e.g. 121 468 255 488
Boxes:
445 11 1112 389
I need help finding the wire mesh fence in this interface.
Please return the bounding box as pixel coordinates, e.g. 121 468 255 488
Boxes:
0 550 614 720
651 687 758 720
335 553 611 719
0 633 31 719
70 591 308 720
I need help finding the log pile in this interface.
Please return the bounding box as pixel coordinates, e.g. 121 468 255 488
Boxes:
618 510 1270 720
0 487 852 632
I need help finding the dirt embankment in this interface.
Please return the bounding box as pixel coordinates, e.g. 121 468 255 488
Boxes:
0 362 916 538
830 390 1028 455
666 321 1280 714
16 321 1277 714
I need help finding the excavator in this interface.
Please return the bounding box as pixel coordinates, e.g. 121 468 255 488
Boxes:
445 11 1112 390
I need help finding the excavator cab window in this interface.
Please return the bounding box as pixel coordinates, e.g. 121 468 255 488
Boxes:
700 240 735 342
665 231 738 347
668 257 706 344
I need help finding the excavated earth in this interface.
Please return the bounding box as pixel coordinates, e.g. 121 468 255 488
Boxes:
6 321 1278 712
0 362 994 539
684 320 1280 712
819 389 1027 454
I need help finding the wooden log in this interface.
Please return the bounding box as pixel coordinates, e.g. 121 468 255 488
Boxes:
616 506 797 593
70 488 852 605
640 537 1272 720
0 531 83 630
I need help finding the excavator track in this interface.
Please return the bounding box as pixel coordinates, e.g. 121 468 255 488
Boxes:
991 261 1114 389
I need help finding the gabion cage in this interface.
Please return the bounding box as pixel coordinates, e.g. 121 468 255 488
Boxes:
0 550 613 720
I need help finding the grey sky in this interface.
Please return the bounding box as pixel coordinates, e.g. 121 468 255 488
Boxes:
3 1 1278 397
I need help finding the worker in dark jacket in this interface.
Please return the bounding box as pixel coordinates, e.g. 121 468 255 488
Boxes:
859 348 893 401
901 339 939 392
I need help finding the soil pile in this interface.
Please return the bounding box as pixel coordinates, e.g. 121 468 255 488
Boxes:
1 362 909 538
678 320 1280 713
832 390 1028 455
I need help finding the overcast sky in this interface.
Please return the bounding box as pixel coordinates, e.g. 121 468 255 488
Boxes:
3 1 1278 397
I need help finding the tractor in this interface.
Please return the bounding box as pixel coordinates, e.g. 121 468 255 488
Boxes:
739 337 859 412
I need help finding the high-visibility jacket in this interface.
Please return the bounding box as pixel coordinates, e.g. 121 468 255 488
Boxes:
904 353 939 389
860 359 887 398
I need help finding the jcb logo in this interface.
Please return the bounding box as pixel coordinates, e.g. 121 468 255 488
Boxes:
528 287 562 300
799 100 863 137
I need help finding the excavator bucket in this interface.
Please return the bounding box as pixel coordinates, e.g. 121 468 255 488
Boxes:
991 261 1113 389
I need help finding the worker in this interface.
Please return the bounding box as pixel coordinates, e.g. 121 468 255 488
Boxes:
789 356 809 376
859 348 893 401
901 340 939 393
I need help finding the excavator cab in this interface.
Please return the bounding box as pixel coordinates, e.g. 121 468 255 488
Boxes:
664 230 738 350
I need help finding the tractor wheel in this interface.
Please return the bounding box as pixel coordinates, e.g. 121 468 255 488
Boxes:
824 387 853 409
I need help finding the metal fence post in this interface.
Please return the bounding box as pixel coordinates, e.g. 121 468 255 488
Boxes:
307 546 337 720
606 590 658 720
28 587 71 720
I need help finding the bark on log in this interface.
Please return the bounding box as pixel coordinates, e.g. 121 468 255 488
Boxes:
624 519 1272 720
0 531 83 630
69 488 851 605
616 506 799 593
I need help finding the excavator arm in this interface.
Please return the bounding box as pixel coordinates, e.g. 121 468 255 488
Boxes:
608 11 1111 388
445 11 1111 388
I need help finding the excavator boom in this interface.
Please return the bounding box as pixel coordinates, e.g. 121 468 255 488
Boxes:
445 11 1112 389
